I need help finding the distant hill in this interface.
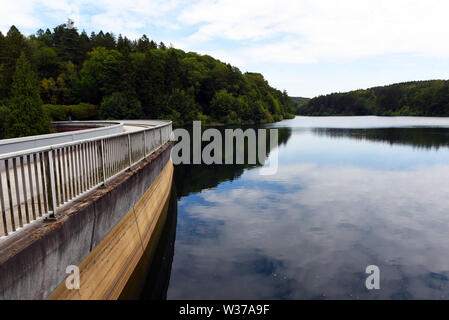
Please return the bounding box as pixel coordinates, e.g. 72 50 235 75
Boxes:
297 80 449 116
290 96 311 114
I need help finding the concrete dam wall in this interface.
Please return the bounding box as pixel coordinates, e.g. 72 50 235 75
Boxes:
0 141 173 299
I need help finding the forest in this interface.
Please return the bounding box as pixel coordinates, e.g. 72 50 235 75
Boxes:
298 80 449 116
0 24 295 139
290 96 310 114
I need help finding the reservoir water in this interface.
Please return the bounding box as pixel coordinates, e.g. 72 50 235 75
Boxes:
144 116 449 299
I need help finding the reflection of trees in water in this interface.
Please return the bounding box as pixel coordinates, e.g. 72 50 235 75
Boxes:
313 127 449 150
139 184 178 300
174 126 292 199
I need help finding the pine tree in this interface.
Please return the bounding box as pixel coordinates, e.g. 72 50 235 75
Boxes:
4 53 50 138
117 34 132 56
0 31 6 100
1 26 31 98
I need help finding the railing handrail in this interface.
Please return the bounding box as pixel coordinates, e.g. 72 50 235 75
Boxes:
0 120 172 239
0 121 123 146
0 120 172 160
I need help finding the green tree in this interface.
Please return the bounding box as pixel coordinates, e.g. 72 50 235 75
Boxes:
90 31 116 50
164 89 200 125
33 44 60 79
0 26 31 99
80 47 124 103
0 105 7 138
0 32 4 100
52 24 82 64
58 61 81 104
117 34 132 56
0 65 6 103
210 89 240 122
4 53 50 138
136 34 156 53
99 92 143 119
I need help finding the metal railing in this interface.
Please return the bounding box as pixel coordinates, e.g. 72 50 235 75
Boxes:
0 121 172 239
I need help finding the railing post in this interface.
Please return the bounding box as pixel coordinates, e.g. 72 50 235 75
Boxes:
101 139 106 186
128 134 132 169
143 130 147 157
160 127 163 146
0 169 8 236
46 150 57 220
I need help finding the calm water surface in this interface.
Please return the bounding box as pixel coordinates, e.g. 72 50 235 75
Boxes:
149 116 449 299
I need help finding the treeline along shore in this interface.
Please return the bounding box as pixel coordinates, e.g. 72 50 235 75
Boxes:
0 23 295 139
297 80 449 116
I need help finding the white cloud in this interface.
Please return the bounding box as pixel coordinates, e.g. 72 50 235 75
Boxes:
85 0 183 36
0 0 183 37
179 0 449 63
0 0 42 32
5 0 449 62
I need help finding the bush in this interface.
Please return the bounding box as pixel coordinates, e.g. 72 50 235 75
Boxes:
42 104 69 121
99 92 143 120
210 89 238 121
43 103 98 121
70 103 98 120
165 89 200 125
153 89 201 126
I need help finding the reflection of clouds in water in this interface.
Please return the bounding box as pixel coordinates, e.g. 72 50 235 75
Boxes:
169 163 449 299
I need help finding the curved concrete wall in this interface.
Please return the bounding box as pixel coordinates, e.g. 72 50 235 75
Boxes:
50 158 174 299
0 142 172 299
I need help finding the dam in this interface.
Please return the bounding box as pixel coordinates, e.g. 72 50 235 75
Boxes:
0 120 173 299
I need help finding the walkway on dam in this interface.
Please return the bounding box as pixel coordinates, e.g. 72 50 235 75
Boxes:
0 120 172 238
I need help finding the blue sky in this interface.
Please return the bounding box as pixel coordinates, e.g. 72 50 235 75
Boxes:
2 0 449 97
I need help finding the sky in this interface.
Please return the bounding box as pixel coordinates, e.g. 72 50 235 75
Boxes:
2 0 449 97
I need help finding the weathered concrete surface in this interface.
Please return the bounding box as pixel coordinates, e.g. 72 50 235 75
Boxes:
120 183 177 300
49 158 173 299
0 142 172 300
